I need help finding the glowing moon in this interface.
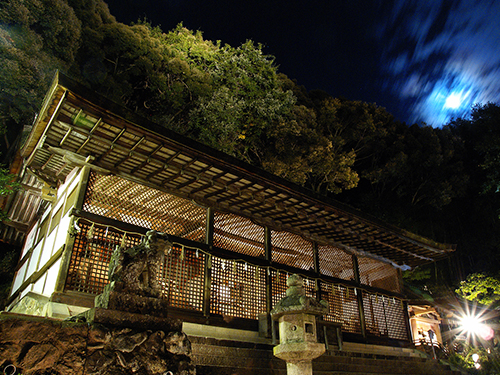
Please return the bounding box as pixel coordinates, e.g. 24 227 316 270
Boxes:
444 92 462 109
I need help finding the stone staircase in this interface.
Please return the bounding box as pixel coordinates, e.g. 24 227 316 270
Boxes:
190 336 285 375
190 336 463 375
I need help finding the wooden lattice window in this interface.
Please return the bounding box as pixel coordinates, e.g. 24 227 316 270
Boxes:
384 297 408 340
318 244 355 281
213 212 265 257
321 282 362 335
363 292 389 337
162 245 205 312
271 230 314 271
66 222 142 294
362 291 408 341
357 256 401 293
65 222 205 313
83 172 206 242
209 256 266 319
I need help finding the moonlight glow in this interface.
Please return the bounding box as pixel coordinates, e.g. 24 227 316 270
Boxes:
380 1 500 126
413 77 478 125
444 92 463 109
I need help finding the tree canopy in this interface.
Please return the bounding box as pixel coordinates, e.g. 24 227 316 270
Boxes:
3 0 500 291
456 273 500 309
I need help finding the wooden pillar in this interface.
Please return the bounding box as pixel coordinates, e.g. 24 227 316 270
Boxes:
265 226 272 313
352 255 366 339
265 226 274 339
313 242 321 300
402 300 412 342
203 207 214 317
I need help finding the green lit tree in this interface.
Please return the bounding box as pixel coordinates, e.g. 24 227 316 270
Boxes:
0 167 21 309
0 0 82 135
0 167 20 221
0 0 364 194
185 39 296 163
456 273 500 309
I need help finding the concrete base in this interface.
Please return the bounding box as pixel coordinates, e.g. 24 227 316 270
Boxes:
183 322 271 344
7 292 89 320
286 361 313 375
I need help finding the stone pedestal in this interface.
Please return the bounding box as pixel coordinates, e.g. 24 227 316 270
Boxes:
95 281 171 318
64 231 196 374
273 341 327 362
270 274 329 375
81 307 181 332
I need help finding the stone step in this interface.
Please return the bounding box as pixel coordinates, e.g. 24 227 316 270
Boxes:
314 354 457 372
191 352 284 370
313 373 458 375
318 351 428 364
192 342 433 366
190 337 461 375
195 366 287 375
193 351 458 375
313 359 460 375
317 352 461 375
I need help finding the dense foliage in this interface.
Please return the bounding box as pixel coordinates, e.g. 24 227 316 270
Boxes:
0 244 17 310
2 0 500 292
456 273 500 308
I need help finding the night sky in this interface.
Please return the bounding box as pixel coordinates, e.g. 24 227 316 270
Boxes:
105 0 500 127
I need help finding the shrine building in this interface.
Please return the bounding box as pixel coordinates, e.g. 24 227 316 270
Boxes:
3 72 455 347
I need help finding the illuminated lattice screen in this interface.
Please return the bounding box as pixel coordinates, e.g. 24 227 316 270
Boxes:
362 292 388 337
213 212 265 257
321 282 362 335
363 291 408 341
209 257 266 319
271 230 314 270
357 256 401 293
162 245 205 312
66 222 142 294
83 172 206 242
318 244 355 281
270 270 315 309
66 222 204 313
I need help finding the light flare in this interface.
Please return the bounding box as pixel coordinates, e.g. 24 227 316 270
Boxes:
458 307 495 342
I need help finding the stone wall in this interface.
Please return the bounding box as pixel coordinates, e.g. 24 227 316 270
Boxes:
0 314 195 375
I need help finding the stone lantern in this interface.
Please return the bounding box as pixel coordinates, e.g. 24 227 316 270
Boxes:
270 274 329 375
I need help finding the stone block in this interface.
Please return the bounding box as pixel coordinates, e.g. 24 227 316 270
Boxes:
95 281 171 318
81 307 182 332
43 302 71 319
